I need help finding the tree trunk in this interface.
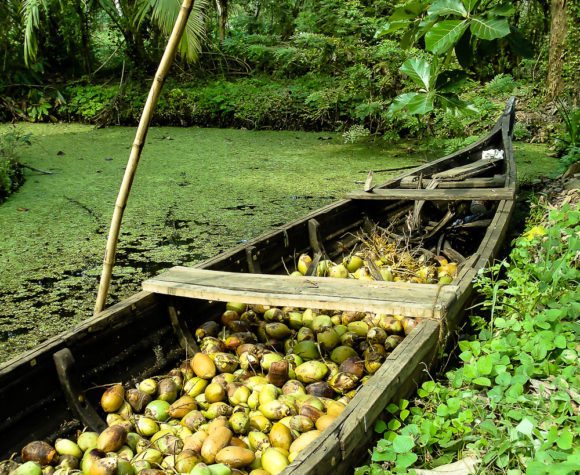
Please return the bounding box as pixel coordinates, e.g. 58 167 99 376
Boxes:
216 0 228 42
546 0 568 100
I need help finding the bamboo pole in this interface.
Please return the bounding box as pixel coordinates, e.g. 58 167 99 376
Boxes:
94 0 194 315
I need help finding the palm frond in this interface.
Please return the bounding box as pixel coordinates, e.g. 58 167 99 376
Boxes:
21 0 45 67
139 0 209 63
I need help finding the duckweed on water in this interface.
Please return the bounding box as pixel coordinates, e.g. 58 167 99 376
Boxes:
0 124 553 363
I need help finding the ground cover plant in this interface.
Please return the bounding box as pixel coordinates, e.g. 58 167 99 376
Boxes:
357 190 580 474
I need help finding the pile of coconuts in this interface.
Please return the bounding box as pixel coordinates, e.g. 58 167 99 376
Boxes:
4 303 418 475
292 249 458 285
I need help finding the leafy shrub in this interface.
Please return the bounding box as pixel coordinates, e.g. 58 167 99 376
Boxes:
0 131 30 202
358 200 580 474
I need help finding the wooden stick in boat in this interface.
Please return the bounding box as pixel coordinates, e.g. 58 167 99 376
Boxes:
94 0 195 315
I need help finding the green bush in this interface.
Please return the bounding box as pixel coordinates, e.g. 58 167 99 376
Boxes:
0 131 29 202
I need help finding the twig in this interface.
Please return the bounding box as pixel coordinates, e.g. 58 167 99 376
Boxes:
20 163 54 175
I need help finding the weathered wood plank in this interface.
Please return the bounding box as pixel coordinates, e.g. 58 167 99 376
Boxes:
401 174 506 189
344 187 515 201
433 157 503 180
143 267 458 318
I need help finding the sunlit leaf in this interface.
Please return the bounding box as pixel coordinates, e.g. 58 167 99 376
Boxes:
470 17 510 40
392 435 415 453
407 92 435 115
425 20 468 54
428 0 467 18
388 93 419 116
400 58 432 89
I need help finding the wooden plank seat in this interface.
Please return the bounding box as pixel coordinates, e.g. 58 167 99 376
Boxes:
432 157 503 180
143 266 459 319
400 174 506 189
343 187 515 201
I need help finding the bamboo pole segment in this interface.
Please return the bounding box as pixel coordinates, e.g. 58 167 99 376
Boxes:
94 0 194 315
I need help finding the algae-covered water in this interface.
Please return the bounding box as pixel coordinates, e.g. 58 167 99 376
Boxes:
0 123 552 363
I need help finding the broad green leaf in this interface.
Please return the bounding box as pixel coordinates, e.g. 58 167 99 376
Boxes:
372 448 396 462
392 435 415 453
495 372 511 386
470 17 510 40
428 0 467 18
515 417 535 436
388 92 419 116
476 355 493 375
374 420 387 433
556 429 572 450
396 452 418 468
425 20 468 54
400 58 432 89
472 376 491 386
386 403 400 414
436 94 477 116
407 92 435 115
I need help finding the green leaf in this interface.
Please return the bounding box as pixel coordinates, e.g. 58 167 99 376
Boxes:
436 94 477 116
374 420 387 433
393 435 415 453
407 92 435 115
557 429 573 450
472 376 491 386
470 17 510 40
476 355 493 375
386 403 400 414
464 363 478 380
388 93 419 116
400 58 432 89
495 373 511 386
425 20 468 55
515 417 535 436
428 0 467 17
400 409 410 421
554 334 566 349
396 452 418 468
389 419 402 430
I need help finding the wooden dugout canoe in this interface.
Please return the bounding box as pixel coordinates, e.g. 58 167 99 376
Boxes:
0 98 517 472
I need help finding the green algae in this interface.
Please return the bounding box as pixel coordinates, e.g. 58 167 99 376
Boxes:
0 123 557 363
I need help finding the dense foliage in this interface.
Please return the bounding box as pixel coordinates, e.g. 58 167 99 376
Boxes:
357 196 580 473
1 1 577 128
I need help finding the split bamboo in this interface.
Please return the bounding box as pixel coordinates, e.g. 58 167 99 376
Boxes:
94 0 195 314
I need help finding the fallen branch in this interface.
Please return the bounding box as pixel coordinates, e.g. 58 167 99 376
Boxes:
20 164 54 175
